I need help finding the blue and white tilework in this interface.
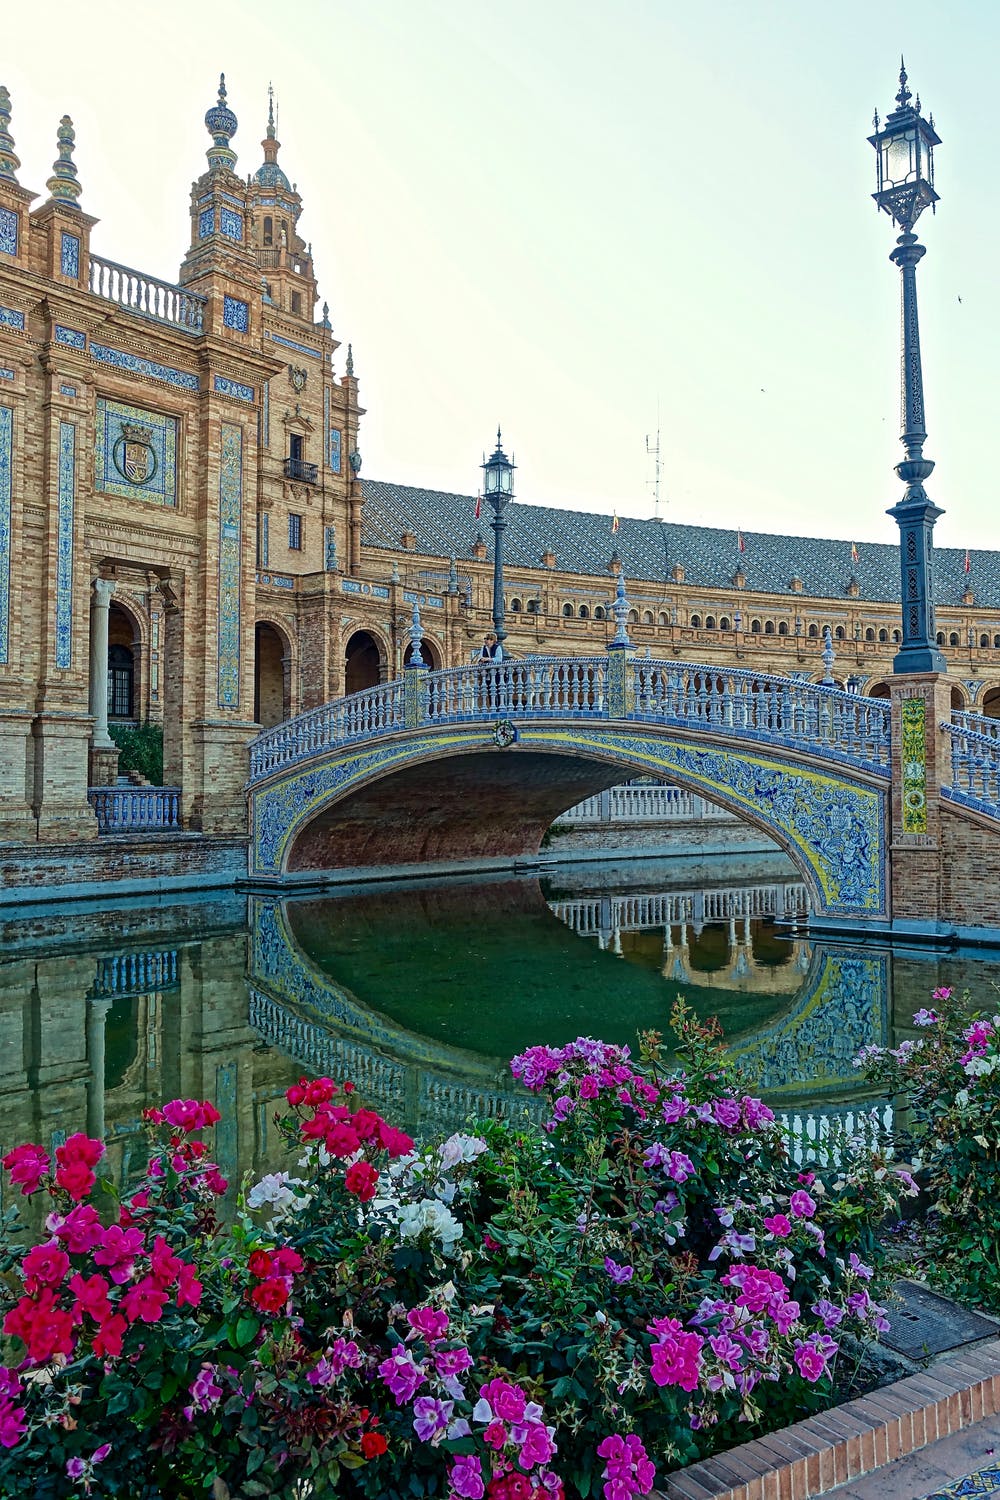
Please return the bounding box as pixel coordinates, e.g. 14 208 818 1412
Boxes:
219 193 243 210
0 208 17 257
55 325 85 350
261 380 269 447
90 343 199 391
0 405 11 663
222 296 249 332
60 232 80 278
220 208 243 241
95 398 178 506
0 368 14 383
341 579 390 600
199 208 214 239
55 422 75 669
213 374 254 402
0 305 24 330
59 384 77 397
217 423 243 707
324 525 337 571
265 331 317 359
260 511 269 568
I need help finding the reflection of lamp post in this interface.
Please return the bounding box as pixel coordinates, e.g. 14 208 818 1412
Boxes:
869 61 946 674
481 428 516 652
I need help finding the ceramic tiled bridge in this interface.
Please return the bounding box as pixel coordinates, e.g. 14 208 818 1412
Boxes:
245 652 1000 936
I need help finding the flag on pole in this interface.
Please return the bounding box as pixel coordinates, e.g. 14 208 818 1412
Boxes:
737 530 746 554
474 493 481 520
611 511 620 534
851 542 859 564
964 548 972 574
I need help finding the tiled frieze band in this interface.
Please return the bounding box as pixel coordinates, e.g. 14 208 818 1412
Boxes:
0 405 11 663
55 421 76 669
0 305 24 331
265 331 319 359
217 422 243 708
214 375 254 402
90 342 199 390
54 325 85 349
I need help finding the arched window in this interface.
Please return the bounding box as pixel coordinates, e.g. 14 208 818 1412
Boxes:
808 623 819 638
764 620 775 635
690 613 701 628
893 629 901 642
778 621 788 636
703 615 714 629
526 599 538 613
835 626 845 641
865 628 875 642
658 611 669 626
510 598 522 613
719 616 730 631
936 631 945 645
751 619 761 634
628 609 639 624
594 606 606 620
263 215 273 246
642 610 653 625
563 603 574 616
949 632 960 647
878 629 888 643
108 644 134 719
995 634 1000 648
579 604 590 619
981 633 990 648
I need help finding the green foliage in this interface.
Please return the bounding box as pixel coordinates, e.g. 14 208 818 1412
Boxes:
109 721 163 785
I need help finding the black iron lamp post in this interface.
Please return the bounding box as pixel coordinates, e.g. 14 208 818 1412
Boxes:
869 60 946 674
481 427 516 652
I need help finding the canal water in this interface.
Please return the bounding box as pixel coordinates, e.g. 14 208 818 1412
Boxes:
3 852 999 1199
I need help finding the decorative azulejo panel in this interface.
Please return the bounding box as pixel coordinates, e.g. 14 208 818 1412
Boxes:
329 426 341 473
199 208 214 239
0 368 13 383
55 422 76 669
0 405 11 663
55 325 85 349
213 374 254 403
59 384 77 397
90 343 199 391
60 232 80 278
0 305 24 331
94 398 178 506
265 331 318 359
0 207 17 257
217 423 243 708
261 381 270 447
220 208 243 241
901 696 928 834
222 296 249 333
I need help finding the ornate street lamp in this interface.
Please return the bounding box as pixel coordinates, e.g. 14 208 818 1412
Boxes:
869 61 946 674
481 427 516 652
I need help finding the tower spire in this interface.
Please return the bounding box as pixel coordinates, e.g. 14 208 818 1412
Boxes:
204 72 238 172
46 115 81 203
0 86 20 183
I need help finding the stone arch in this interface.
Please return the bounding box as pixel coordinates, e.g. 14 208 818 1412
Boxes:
255 618 294 728
949 682 967 710
107 595 145 723
808 623 819 639
643 609 654 626
404 635 443 671
982 686 1000 720
579 605 590 620
866 680 890 700
719 616 730 631
344 629 386 694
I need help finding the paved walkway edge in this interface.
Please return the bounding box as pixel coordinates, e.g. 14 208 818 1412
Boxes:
657 1338 1000 1500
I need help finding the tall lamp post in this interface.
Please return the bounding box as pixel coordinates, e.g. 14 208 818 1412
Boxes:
481 428 516 653
869 61 946 674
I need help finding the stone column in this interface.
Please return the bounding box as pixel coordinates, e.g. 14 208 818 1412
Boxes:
89 578 115 748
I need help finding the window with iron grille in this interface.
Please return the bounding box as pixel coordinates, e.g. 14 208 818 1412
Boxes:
288 513 302 550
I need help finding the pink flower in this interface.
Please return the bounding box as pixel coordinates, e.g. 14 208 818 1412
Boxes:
763 1214 792 1238
22 1240 70 1292
68 1273 112 1324
515 1419 557 1469
789 1190 816 1219
408 1306 450 1341
667 1151 695 1183
378 1350 426 1406
149 1236 183 1289
713 1098 742 1130
931 986 953 1001
176 1263 203 1307
597 1433 656 1499
91 1312 127 1359
478 1377 527 1423
2 1143 50 1195
121 1276 169 1325
412 1395 454 1443
648 1318 704 1393
161 1098 220 1132
52 1205 104 1254
93 1225 144 1284
794 1335 838 1383
449 1454 486 1498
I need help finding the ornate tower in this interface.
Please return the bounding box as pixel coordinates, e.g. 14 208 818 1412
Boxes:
245 87 318 322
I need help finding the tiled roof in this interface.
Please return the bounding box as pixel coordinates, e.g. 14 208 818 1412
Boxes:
360 479 999 609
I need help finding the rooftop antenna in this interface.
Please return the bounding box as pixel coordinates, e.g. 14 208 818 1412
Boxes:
645 401 663 519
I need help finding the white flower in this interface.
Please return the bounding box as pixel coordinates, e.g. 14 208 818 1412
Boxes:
438 1134 488 1170
964 1056 995 1078
955 1089 970 1109
397 1197 464 1255
247 1172 311 1226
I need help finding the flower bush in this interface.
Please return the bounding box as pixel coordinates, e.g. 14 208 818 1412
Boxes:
856 985 1000 1311
0 1003 912 1499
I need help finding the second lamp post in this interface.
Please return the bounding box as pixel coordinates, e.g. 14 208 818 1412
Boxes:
481 428 516 654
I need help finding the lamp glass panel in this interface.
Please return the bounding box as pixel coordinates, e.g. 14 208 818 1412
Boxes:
500 469 512 492
884 131 917 186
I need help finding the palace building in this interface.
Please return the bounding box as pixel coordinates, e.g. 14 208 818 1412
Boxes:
1 77 999 859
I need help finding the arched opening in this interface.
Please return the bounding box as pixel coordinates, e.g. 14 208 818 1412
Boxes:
107 604 139 722
704 615 716 630
936 631 945 645
404 638 442 671
950 684 966 711
834 627 845 641
510 598 522 613
980 633 990 648
764 621 775 635
982 688 1000 720
594 606 606 621
750 619 761 634
344 630 383 695
579 605 590 620
642 610 654 626
658 612 669 626
892 629 901 643
628 609 639 624
867 681 890 700
690 614 701 628
865 628 875 642
808 623 819 639
255 622 290 727
263 215 273 246
878 629 888 643
778 621 788 636
719 616 731 631
949 632 960 647
562 603 574 617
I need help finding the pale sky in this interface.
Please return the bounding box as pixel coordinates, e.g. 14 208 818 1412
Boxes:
4 0 999 547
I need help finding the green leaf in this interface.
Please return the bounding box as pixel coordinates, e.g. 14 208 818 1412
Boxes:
232 1314 260 1348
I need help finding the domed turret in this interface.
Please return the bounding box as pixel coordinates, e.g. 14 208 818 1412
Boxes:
205 73 238 172
254 87 290 192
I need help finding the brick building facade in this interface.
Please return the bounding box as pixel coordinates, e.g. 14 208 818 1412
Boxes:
2 77 999 851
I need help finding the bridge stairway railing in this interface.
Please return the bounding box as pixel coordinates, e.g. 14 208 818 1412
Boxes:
943 710 1000 820
247 655 891 784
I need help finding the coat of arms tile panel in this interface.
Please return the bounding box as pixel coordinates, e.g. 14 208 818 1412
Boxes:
94 398 178 505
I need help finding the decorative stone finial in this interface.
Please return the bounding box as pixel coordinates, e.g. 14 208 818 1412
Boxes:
346 343 354 377
407 601 426 667
390 561 400 584
46 115 81 203
321 301 331 328
448 554 459 595
821 625 836 685
267 82 275 139
0 86 20 183
610 572 633 648
205 73 239 172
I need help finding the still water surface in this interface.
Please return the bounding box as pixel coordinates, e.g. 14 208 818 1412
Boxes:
3 854 998 1197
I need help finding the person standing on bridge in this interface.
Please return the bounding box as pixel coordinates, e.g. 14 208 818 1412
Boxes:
479 632 503 662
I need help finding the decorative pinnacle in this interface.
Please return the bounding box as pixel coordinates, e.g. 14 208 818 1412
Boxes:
321 301 331 329
46 115 81 203
408 601 426 666
895 56 912 111
267 82 275 138
205 72 238 172
611 572 633 648
0 86 20 183
346 343 354 376
821 625 836 685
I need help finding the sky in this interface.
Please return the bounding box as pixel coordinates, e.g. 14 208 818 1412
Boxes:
4 0 1000 548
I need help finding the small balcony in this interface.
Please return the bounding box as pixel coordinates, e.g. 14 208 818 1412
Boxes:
284 456 319 484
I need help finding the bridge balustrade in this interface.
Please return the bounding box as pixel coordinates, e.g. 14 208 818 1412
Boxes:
426 657 608 721
249 680 406 778
943 711 1000 818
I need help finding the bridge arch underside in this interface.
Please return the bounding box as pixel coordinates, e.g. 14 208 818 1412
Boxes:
249 723 889 923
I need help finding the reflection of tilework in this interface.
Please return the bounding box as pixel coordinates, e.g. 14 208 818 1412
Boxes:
199 208 214 238
214 374 254 402
220 208 242 241
920 1466 1000 1500
91 342 199 390
55 325 85 349
55 422 75 668
0 305 24 330
0 207 17 257
901 696 928 834
95 397 177 506
217 423 243 707
265 331 317 359
222 296 248 332
329 426 341 474
60 232 80 278
0 405 11 663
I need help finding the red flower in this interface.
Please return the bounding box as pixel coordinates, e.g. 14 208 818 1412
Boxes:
247 1250 273 1279
350 1108 381 1141
250 1277 289 1313
149 1235 183 1289
53 1204 104 1254
68 1272 112 1324
121 1276 169 1325
344 1161 379 1202
324 1123 361 1158
286 1080 308 1107
93 1224 145 1285
270 1247 304 1277
91 1312 128 1359
360 1431 388 1458
54 1160 96 1202
176 1263 203 1308
303 1077 336 1106
4 1290 75 1365
22 1240 70 1292
56 1133 104 1170
2 1143 50 1195
378 1123 415 1158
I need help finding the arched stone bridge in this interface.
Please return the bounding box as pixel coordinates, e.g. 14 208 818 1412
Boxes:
246 654 894 924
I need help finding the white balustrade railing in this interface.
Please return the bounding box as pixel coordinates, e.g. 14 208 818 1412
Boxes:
92 949 179 997
550 882 809 936
88 786 181 833
247 656 890 785
89 255 207 332
943 712 1000 818
559 782 735 824
779 1099 893 1168
631 661 890 772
